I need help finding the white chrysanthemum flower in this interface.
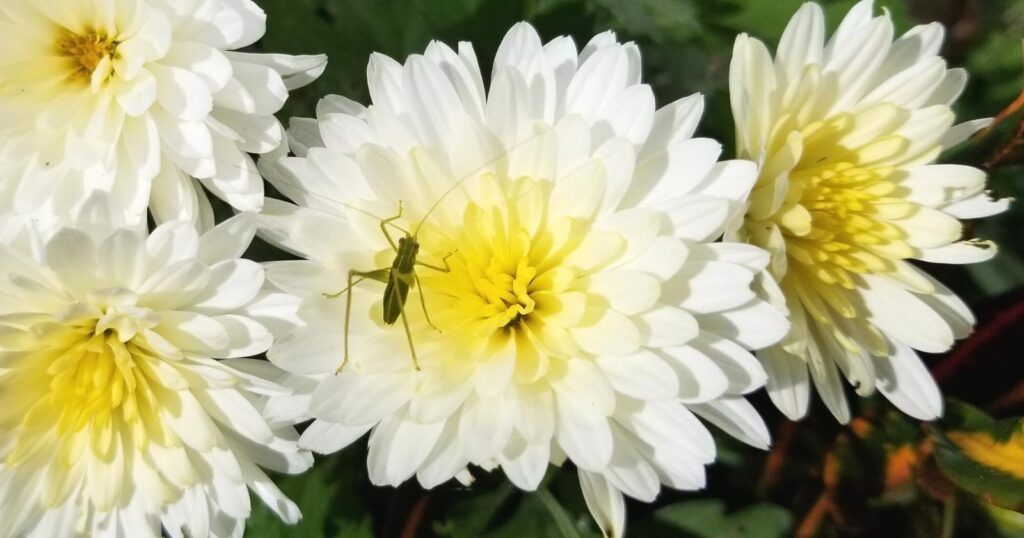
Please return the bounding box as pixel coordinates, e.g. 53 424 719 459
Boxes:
728 0 1010 423
260 22 788 537
0 194 311 537
0 0 326 229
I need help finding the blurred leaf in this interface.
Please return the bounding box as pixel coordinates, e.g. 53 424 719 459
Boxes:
433 482 517 538
965 9 1024 116
710 0 806 39
655 499 793 538
966 248 1024 296
590 0 700 42
247 453 372 538
987 503 1024 537
434 481 599 538
933 400 1024 512
536 488 584 538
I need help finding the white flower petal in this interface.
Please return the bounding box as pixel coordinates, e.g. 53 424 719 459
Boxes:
691 397 771 450
659 346 730 403
671 260 756 314
697 300 788 350
310 372 415 426
635 305 699 348
267 323 343 376
596 350 678 401
499 437 550 491
557 397 613 472
152 64 214 121
776 2 825 83
190 260 264 314
368 412 446 486
156 311 229 352
872 341 943 420
299 419 373 454
457 392 514 464
578 470 626 538
759 346 811 420
861 274 954 353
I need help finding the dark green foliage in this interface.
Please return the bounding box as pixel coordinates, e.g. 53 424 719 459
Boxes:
655 500 792 538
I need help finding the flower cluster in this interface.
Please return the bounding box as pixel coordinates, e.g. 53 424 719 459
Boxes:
0 0 1007 537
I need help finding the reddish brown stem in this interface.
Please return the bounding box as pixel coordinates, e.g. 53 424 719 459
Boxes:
759 420 797 495
932 300 1024 383
400 495 430 538
977 83 1024 142
991 379 1024 413
984 116 1024 170
795 492 832 538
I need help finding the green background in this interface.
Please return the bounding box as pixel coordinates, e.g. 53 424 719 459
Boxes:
244 0 1024 536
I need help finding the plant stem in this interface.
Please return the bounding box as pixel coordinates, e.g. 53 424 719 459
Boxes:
941 497 957 538
538 487 583 538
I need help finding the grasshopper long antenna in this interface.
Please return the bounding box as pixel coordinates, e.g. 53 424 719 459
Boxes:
411 124 552 237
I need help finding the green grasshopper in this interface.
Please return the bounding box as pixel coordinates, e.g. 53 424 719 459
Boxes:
324 201 453 373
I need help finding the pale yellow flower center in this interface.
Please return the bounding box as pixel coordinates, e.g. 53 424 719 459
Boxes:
462 250 539 330
4 309 171 476
743 113 926 355
779 160 910 290
412 175 593 378
58 30 117 81
425 180 580 326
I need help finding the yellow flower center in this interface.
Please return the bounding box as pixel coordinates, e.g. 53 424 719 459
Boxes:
58 31 118 81
4 307 173 478
742 112 931 356
49 329 149 435
778 160 910 290
413 175 594 378
466 252 539 330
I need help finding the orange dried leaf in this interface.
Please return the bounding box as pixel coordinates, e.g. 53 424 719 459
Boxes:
883 444 919 491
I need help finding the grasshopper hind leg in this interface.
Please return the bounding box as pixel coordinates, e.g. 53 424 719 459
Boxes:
396 297 422 371
413 271 441 333
335 271 362 374
324 268 391 374
331 269 423 373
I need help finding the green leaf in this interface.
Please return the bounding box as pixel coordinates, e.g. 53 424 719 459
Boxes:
246 453 373 538
987 503 1024 538
433 482 518 538
655 499 793 538
709 0 806 41
932 400 1024 512
590 0 701 43
486 493 597 538
537 487 584 538
433 480 599 538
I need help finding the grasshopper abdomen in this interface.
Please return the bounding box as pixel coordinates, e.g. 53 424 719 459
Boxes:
381 236 419 325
